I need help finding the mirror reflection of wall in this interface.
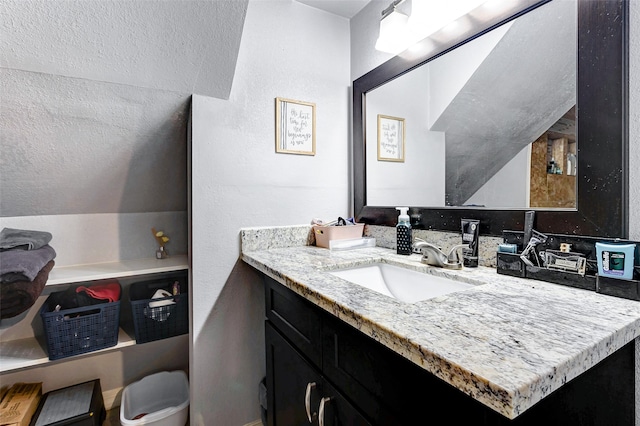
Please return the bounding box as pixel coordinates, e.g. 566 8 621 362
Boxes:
366 65 444 207
365 0 577 209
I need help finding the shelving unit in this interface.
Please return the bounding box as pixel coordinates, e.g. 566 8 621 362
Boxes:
46 255 189 286
0 255 189 375
0 329 137 374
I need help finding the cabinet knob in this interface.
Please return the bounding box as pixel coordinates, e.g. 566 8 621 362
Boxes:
319 396 332 426
305 382 317 423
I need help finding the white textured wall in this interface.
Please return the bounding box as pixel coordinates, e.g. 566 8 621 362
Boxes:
466 146 529 207
0 212 187 266
0 0 248 217
190 1 350 423
0 69 190 216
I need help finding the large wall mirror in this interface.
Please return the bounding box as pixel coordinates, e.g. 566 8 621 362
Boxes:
353 0 628 237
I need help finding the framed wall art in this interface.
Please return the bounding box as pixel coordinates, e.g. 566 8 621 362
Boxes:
275 97 316 155
377 114 405 162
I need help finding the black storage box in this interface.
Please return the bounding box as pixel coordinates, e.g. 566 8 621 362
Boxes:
40 286 121 360
29 379 105 426
496 252 526 278
129 273 188 344
596 274 640 301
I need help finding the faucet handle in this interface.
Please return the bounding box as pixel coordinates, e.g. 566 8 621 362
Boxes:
447 244 470 264
412 237 426 253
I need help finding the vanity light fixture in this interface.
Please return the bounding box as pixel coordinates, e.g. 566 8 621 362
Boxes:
408 0 488 41
374 0 412 54
376 0 490 54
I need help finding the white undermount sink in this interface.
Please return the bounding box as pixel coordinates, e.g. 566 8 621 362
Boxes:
329 262 477 303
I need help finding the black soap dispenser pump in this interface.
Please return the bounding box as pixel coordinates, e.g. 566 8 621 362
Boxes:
396 207 412 255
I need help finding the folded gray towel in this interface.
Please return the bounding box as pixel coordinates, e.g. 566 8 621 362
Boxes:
0 227 52 251
0 244 57 282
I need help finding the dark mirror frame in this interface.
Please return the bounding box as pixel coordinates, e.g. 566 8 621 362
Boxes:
353 0 628 238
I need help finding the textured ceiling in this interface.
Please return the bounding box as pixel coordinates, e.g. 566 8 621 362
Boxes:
0 68 191 216
0 0 248 99
295 0 371 18
0 0 250 216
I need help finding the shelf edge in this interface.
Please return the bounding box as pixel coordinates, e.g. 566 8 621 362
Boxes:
46 255 189 286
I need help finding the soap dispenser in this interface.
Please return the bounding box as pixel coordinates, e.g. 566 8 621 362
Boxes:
396 207 412 255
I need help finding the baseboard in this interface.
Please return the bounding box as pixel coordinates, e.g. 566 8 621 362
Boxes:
103 387 123 411
243 420 263 426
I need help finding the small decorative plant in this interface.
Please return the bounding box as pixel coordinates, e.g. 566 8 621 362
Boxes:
152 227 170 259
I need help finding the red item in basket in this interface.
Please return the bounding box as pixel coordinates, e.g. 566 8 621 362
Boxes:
75 282 121 303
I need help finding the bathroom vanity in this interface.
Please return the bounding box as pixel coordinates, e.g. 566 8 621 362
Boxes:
242 226 639 425
241 0 634 423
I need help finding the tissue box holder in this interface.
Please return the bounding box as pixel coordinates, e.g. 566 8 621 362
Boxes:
313 224 364 248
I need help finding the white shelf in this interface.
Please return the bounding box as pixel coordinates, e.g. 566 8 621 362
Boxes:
1 255 189 375
0 328 137 374
47 255 189 286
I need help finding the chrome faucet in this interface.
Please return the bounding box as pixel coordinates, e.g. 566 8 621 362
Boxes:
413 238 468 270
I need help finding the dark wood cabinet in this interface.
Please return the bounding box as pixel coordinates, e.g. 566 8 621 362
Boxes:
264 275 635 426
265 276 371 425
265 321 322 425
266 321 370 425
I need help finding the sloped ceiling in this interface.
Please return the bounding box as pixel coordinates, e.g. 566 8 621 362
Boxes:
0 0 248 216
0 0 248 99
295 0 371 18
430 0 576 206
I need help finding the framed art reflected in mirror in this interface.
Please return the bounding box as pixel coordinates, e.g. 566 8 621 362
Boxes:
377 114 405 162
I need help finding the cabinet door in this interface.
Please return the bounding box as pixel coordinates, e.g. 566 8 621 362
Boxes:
266 321 371 426
266 321 323 426
322 317 419 424
322 317 488 425
319 380 372 426
265 276 322 366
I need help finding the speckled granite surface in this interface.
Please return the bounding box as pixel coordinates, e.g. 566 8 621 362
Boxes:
365 224 502 267
241 225 640 420
240 224 313 252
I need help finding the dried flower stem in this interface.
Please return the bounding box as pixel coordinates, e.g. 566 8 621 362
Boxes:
151 227 170 247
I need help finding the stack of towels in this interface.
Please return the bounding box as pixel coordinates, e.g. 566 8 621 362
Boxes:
0 228 56 319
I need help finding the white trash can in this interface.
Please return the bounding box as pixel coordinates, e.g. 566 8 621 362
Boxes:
120 370 189 426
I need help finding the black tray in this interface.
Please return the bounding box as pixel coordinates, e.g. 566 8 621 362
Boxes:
596 275 640 301
30 379 105 426
497 231 639 302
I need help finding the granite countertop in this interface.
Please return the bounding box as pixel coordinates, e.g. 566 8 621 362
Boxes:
241 226 640 419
